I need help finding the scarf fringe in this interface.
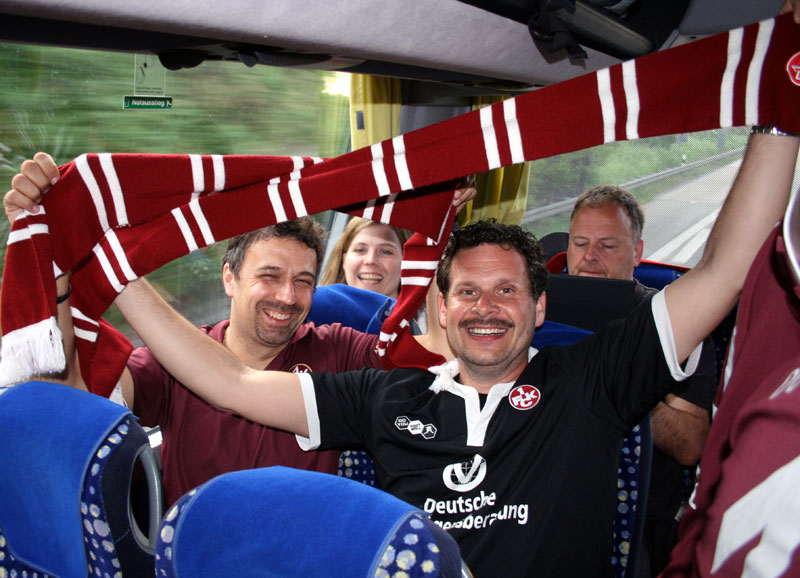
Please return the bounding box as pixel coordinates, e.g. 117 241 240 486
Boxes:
0 317 66 386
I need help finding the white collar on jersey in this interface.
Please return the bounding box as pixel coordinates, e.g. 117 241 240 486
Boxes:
427 347 538 395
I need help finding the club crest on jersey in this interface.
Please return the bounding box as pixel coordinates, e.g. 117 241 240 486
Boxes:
395 415 438 439
788 52 800 87
289 363 312 373
508 384 541 410
443 454 487 492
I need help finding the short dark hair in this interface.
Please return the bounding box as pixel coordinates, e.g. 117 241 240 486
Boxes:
437 219 548 299
223 217 328 279
570 185 645 243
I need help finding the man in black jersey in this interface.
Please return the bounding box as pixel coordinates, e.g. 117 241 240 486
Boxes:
9 132 799 577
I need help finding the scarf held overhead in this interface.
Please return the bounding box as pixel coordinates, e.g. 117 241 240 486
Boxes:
2 14 799 396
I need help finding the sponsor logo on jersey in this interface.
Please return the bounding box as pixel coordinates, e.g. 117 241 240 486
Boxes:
712 454 800 576
508 384 541 410
289 363 312 373
788 52 800 87
395 415 437 439
443 454 487 492
769 367 800 399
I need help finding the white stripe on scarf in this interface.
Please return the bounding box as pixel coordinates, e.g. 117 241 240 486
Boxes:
288 170 308 217
189 194 215 247
76 154 111 231
746 19 775 125
622 61 640 140
721 28 744 128
99 153 128 227
597 69 616 143
480 106 501 170
371 143 391 196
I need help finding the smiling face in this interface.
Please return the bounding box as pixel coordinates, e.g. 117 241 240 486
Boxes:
342 223 404 298
438 243 545 390
223 236 317 352
567 204 643 280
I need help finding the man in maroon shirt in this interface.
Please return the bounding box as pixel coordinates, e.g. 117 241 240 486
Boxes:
123 220 384 506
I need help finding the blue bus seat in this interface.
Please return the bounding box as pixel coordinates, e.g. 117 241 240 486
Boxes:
307 283 395 335
155 466 468 577
0 380 161 578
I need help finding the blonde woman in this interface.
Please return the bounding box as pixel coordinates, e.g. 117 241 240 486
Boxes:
319 217 411 299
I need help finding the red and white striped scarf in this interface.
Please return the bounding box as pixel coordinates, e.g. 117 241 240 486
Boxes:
2 14 799 396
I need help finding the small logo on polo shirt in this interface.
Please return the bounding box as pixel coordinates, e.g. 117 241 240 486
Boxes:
289 364 312 373
395 415 437 439
443 454 487 492
788 52 800 87
508 384 541 410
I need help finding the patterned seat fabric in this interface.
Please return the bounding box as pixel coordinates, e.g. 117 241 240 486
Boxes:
338 450 378 486
375 513 451 578
611 417 653 578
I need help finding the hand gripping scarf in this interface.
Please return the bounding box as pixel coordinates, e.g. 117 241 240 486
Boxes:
2 14 799 397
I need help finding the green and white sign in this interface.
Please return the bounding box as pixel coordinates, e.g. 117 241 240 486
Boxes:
124 54 172 109
123 95 173 109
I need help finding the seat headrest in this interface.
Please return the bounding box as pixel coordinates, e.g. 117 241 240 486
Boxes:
307 283 395 334
546 251 687 290
158 466 455 577
0 381 131 577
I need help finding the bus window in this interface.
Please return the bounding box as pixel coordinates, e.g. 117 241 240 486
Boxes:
522 128 749 268
521 128 799 268
0 42 351 341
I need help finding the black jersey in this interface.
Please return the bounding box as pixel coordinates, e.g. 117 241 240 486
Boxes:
298 291 701 578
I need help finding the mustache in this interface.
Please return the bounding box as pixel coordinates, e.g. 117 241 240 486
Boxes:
258 300 303 315
459 317 514 330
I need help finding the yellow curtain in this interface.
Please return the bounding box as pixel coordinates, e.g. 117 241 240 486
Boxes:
349 75 402 150
349 77 529 226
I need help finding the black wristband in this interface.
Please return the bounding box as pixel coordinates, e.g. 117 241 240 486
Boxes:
56 282 71 304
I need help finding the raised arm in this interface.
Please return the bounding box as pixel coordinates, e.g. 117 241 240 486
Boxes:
115 278 310 436
665 132 799 362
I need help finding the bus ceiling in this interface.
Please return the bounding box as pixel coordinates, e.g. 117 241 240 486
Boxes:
0 0 787 93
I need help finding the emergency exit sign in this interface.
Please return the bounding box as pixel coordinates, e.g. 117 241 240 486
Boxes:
123 96 173 109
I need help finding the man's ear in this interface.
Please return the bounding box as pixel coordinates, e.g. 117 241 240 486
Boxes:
437 291 447 329
633 238 644 268
535 292 546 328
222 263 236 298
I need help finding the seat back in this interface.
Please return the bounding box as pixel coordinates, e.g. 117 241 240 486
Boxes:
0 381 161 577
612 416 653 578
533 275 654 578
156 466 468 577
307 283 395 334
